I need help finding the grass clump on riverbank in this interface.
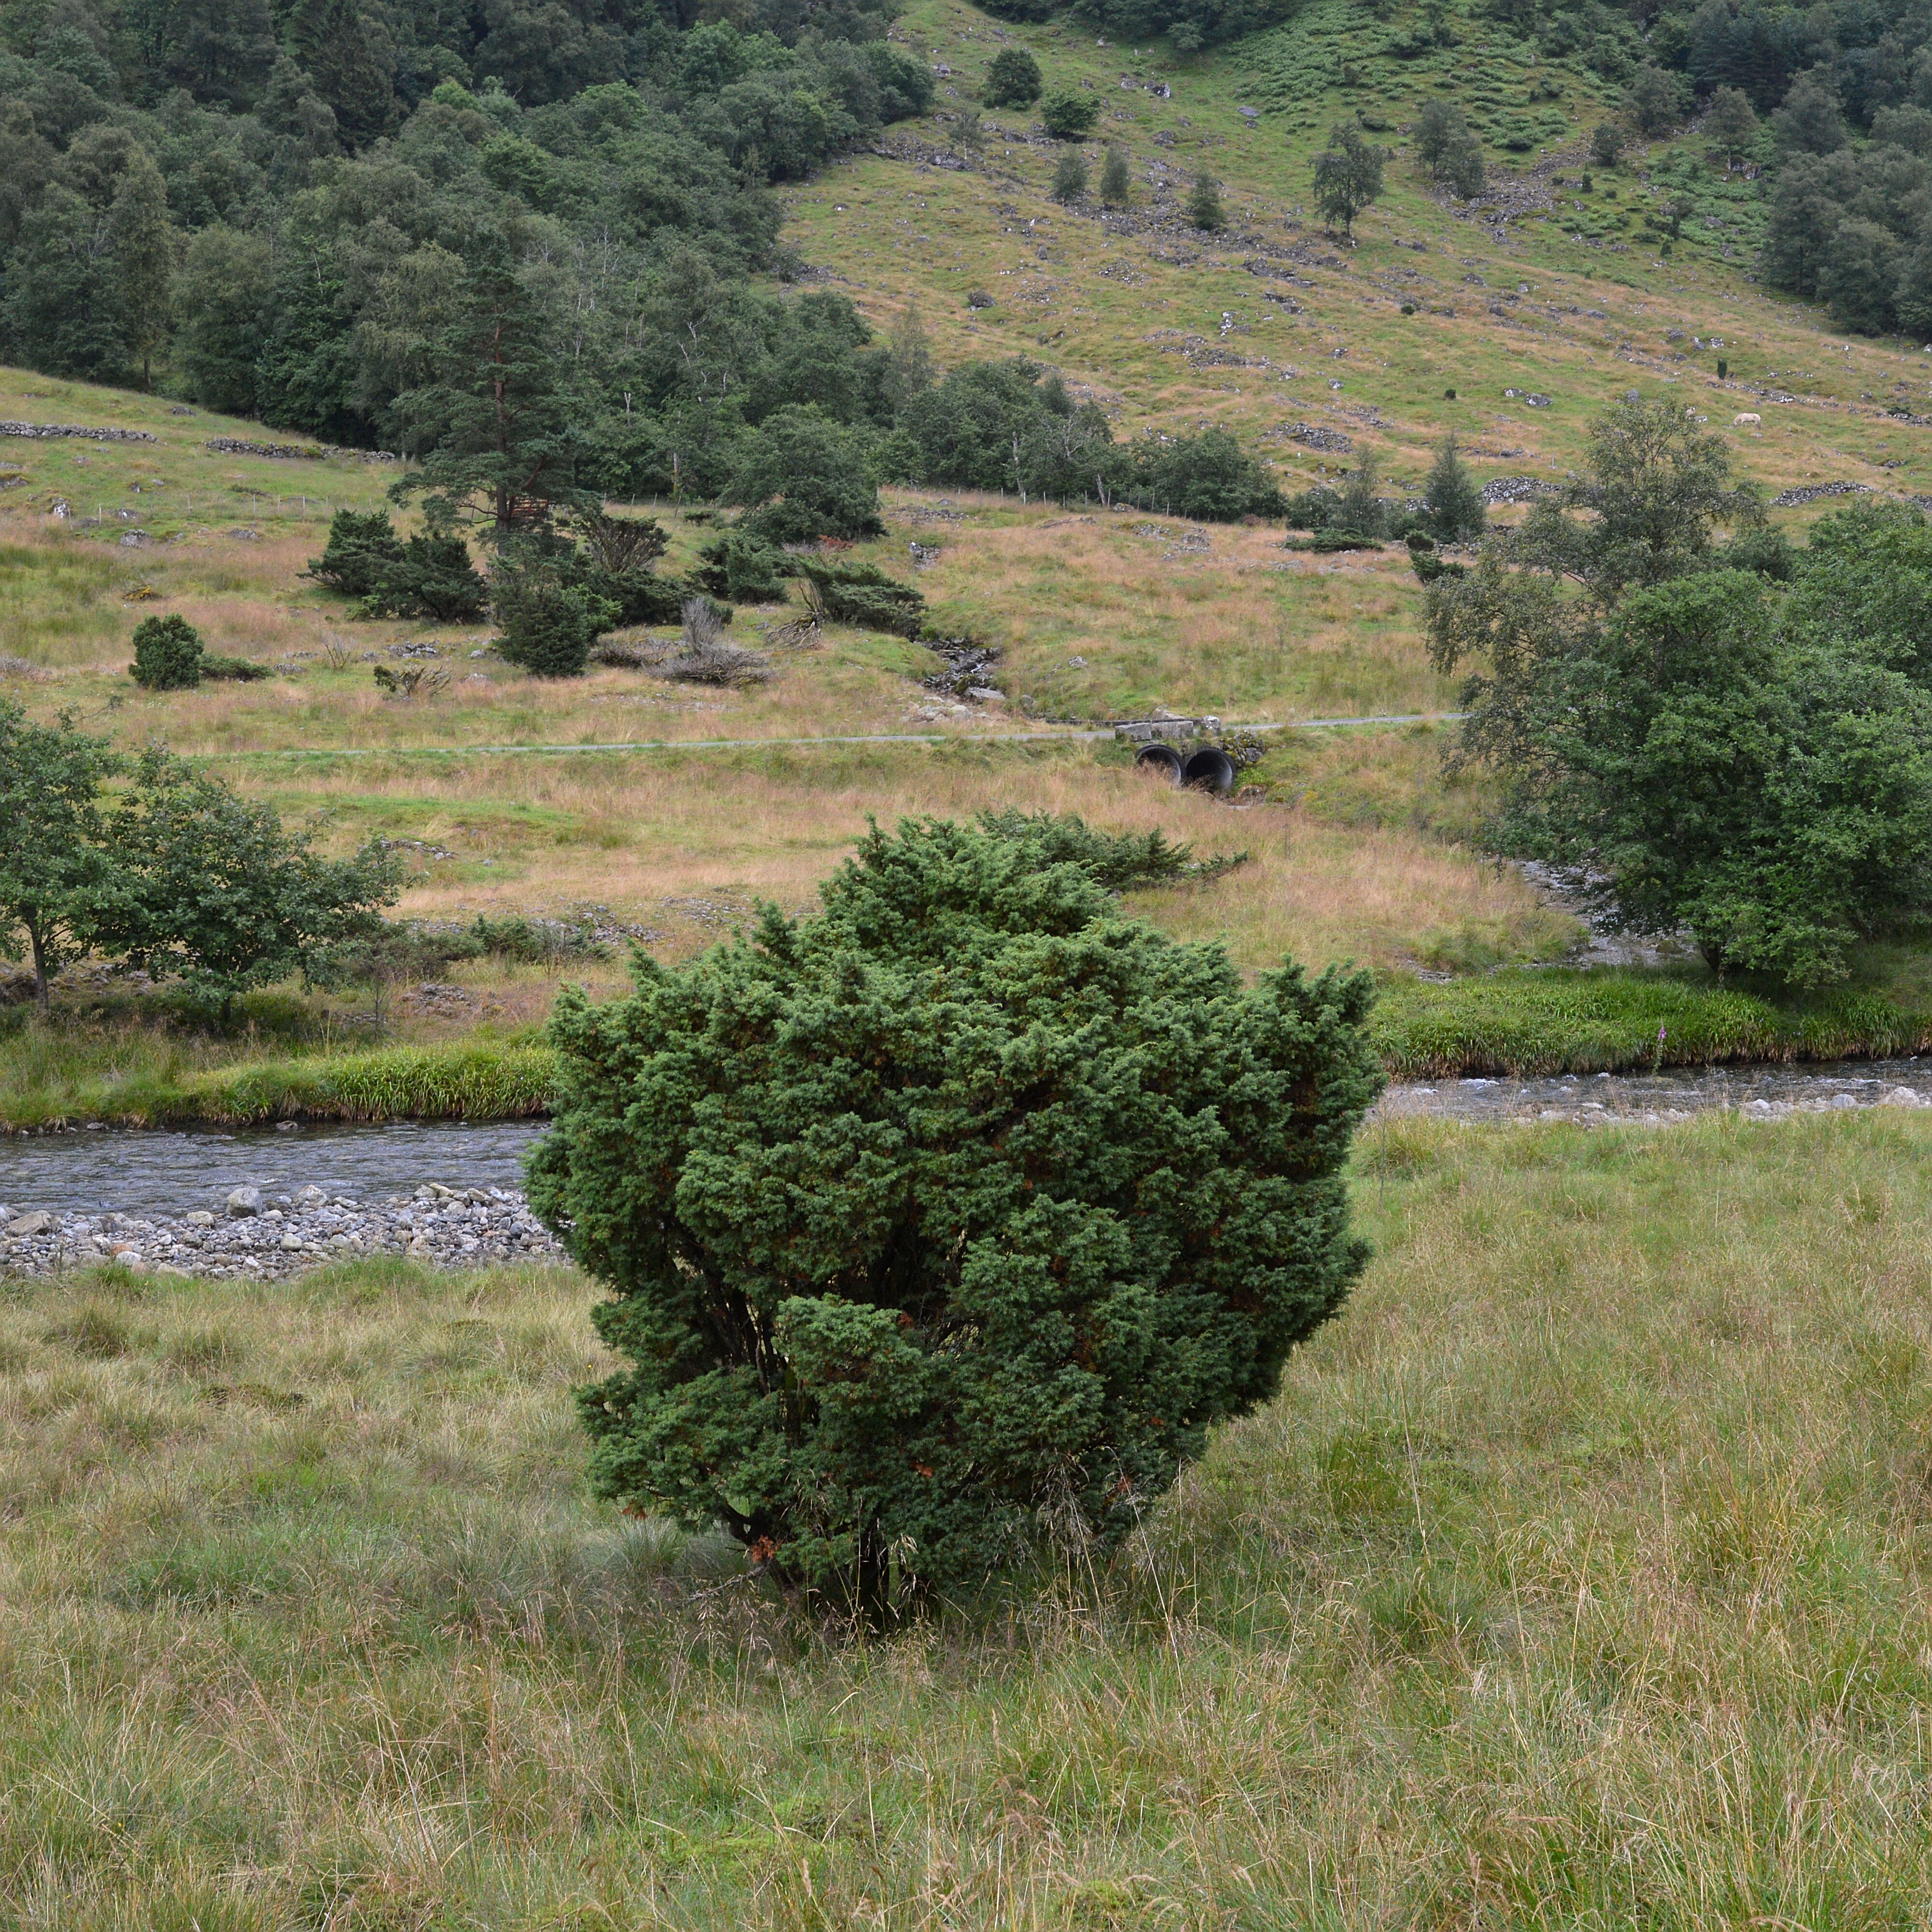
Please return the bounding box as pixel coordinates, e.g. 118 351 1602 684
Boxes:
13 954 1932 1129
0 1020 557 1130
1374 963 1932 1076
8 1113 1932 1921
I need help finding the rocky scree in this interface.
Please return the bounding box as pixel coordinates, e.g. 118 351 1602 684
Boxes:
0 1182 562 1278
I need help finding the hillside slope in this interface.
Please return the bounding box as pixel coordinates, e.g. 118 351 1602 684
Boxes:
785 0 1932 509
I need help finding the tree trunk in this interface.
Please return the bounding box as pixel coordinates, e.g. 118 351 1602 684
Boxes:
27 920 48 1011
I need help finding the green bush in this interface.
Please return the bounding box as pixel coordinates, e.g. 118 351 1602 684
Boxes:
492 560 618 678
797 558 927 637
201 654 271 681
304 510 403 601
537 816 1382 1608
304 512 486 620
129 614 204 690
983 47 1041 107
694 532 798 602
1039 88 1100 140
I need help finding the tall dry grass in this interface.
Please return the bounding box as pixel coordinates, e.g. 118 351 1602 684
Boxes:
9 1114 1932 1924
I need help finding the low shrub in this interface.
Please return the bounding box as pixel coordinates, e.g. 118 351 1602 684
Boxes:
693 532 798 602
305 511 487 621
537 816 1382 1610
492 554 618 678
1039 87 1100 139
129 614 203 690
201 654 271 681
796 558 927 637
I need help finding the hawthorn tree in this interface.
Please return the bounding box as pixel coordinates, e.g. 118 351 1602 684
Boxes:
0 702 118 1008
88 750 401 1025
1312 124 1384 236
536 816 1382 1611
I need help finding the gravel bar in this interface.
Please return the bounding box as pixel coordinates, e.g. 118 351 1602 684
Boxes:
0 1181 564 1279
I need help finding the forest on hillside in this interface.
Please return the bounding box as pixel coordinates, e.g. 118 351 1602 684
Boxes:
1 0 1931 528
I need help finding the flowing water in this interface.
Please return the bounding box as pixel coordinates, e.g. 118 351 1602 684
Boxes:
0 1119 550 1219
4 1057 1931 1218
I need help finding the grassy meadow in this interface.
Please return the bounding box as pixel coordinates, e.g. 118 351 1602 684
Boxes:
8 1111 1932 1925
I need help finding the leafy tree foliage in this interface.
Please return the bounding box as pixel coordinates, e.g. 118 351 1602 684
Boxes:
1039 87 1099 140
0 702 118 1008
1051 150 1088 204
1413 98 1484 197
87 749 401 1024
1426 401 1932 988
536 816 1381 1606
130 613 205 690
1589 119 1624 168
1312 124 1384 236
1099 143 1131 206
1705 86 1760 164
1488 573 1932 987
724 404 886 543
1624 63 1690 137
982 47 1041 107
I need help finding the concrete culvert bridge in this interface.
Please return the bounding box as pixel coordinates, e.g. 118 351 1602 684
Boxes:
1134 742 1185 781
1181 746 1238 793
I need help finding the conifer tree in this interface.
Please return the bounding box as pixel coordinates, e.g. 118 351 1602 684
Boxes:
1187 172 1225 231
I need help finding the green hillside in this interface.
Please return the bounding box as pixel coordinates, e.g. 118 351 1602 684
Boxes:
785 0 1932 509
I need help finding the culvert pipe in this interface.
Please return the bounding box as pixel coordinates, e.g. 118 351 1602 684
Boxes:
1181 746 1238 793
1134 742 1185 782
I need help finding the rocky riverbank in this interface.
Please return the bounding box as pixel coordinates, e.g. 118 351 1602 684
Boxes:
0 1182 564 1279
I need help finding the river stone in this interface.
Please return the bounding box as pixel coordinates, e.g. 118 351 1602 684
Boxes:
294 1185 327 1206
226 1186 263 1216
5 1210 52 1236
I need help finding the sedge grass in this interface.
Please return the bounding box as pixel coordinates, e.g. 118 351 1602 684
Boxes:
7 1115 1932 1923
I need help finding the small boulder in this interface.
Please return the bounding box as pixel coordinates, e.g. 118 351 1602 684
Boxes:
294 1185 327 1207
186 1210 215 1226
5 1210 53 1237
226 1186 262 1217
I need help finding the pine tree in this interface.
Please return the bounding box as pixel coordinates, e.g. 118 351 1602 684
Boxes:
1051 150 1088 204
1186 172 1225 231
1099 143 1131 207
1422 434 1486 543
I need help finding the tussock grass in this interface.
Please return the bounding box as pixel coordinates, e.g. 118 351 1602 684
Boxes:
9 1117 1932 1922
0 1030 557 1129
1375 966 1932 1076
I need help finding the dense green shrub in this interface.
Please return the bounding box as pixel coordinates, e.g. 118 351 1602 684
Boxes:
796 558 927 636
201 654 272 681
983 47 1041 107
538 816 1382 1609
304 512 487 620
694 532 799 602
1039 88 1100 140
304 511 404 602
129 614 204 690
363 533 489 621
492 555 619 678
